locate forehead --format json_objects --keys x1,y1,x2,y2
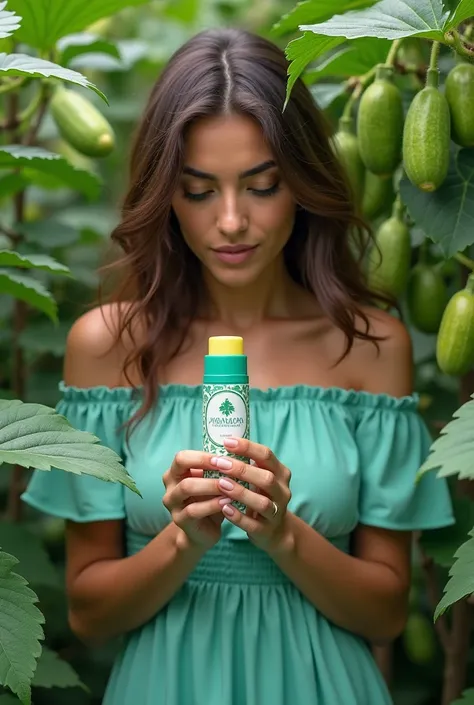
[{"x1": 182, "y1": 114, "x2": 274, "y2": 176}]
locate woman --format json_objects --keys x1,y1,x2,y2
[{"x1": 22, "y1": 27, "x2": 454, "y2": 705}]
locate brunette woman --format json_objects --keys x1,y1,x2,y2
[{"x1": 22, "y1": 27, "x2": 453, "y2": 705}]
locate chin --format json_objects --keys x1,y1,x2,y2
[{"x1": 209, "y1": 265, "x2": 262, "y2": 289}]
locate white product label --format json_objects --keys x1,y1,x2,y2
[{"x1": 205, "y1": 390, "x2": 248, "y2": 447}]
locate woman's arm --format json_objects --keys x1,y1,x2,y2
[
  {"x1": 268, "y1": 517, "x2": 411, "y2": 642},
  {"x1": 66, "y1": 520, "x2": 206, "y2": 646}
]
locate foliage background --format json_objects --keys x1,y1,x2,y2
[{"x1": 1, "y1": 0, "x2": 473, "y2": 704}]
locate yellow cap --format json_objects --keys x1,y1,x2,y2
[{"x1": 208, "y1": 336, "x2": 244, "y2": 355}]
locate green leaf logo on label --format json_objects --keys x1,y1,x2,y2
[{"x1": 219, "y1": 398, "x2": 235, "y2": 417}]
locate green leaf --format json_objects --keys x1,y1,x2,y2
[
  {"x1": 0, "y1": 251, "x2": 70, "y2": 276},
  {"x1": 273, "y1": 0, "x2": 377, "y2": 36},
  {"x1": 0, "y1": 524, "x2": 59, "y2": 588},
  {"x1": 164, "y1": 0, "x2": 200, "y2": 24},
  {"x1": 0, "y1": 173, "x2": 28, "y2": 201},
  {"x1": 304, "y1": 37, "x2": 390, "y2": 83},
  {"x1": 0, "y1": 399, "x2": 141, "y2": 495},
  {"x1": 17, "y1": 220, "x2": 82, "y2": 249},
  {"x1": 0, "y1": 146, "x2": 101, "y2": 201},
  {"x1": 7, "y1": 0, "x2": 151, "y2": 50},
  {"x1": 0, "y1": 54, "x2": 106, "y2": 101},
  {"x1": 0, "y1": 1, "x2": 21, "y2": 40},
  {"x1": 18, "y1": 321, "x2": 69, "y2": 356},
  {"x1": 452, "y1": 690, "x2": 474, "y2": 705},
  {"x1": 310, "y1": 82, "x2": 347, "y2": 109},
  {"x1": 0, "y1": 549, "x2": 44, "y2": 705},
  {"x1": 447, "y1": 0, "x2": 474, "y2": 29},
  {"x1": 434, "y1": 526, "x2": 474, "y2": 619},
  {"x1": 0, "y1": 270, "x2": 57, "y2": 322},
  {"x1": 419, "y1": 494, "x2": 474, "y2": 568},
  {"x1": 300, "y1": 0, "x2": 450, "y2": 41},
  {"x1": 399, "y1": 148, "x2": 474, "y2": 258},
  {"x1": 285, "y1": 32, "x2": 344, "y2": 105},
  {"x1": 57, "y1": 32, "x2": 120, "y2": 66},
  {"x1": 32, "y1": 646, "x2": 87, "y2": 691},
  {"x1": 418, "y1": 394, "x2": 474, "y2": 482}
]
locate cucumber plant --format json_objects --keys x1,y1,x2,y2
[{"x1": 281, "y1": 1, "x2": 474, "y2": 703}]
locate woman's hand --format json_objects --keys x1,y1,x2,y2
[
  {"x1": 210, "y1": 437, "x2": 293, "y2": 553},
  {"x1": 162, "y1": 451, "x2": 233, "y2": 550}
]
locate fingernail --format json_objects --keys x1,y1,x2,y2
[
  {"x1": 210, "y1": 457, "x2": 233, "y2": 470},
  {"x1": 219, "y1": 497, "x2": 232, "y2": 506},
  {"x1": 218, "y1": 478, "x2": 234, "y2": 491},
  {"x1": 223, "y1": 437, "x2": 239, "y2": 449},
  {"x1": 222, "y1": 503, "x2": 235, "y2": 517}
]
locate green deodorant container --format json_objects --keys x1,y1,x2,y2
[{"x1": 203, "y1": 336, "x2": 250, "y2": 512}]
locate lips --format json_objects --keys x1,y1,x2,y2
[{"x1": 211, "y1": 244, "x2": 259, "y2": 265}]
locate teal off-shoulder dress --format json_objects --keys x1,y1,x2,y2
[{"x1": 22, "y1": 382, "x2": 454, "y2": 705}]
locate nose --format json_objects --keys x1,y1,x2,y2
[{"x1": 216, "y1": 193, "x2": 248, "y2": 238}]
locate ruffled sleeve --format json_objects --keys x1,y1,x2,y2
[
  {"x1": 21, "y1": 383, "x2": 135, "y2": 523},
  {"x1": 355, "y1": 394, "x2": 454, "y2": 530}
]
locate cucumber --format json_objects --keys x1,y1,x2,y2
[
  {"x1": 407, "y1": 263, "x2": 447, "y2": 334},
  {"x1": 403, "y1": 612, "x2": 436, "y2": 666},
  {"x1": 361, "y1": 170, "x2": 395, "y2": 221},
  {"x1": 367, "y1": 201, "x2": 411, "y2": 299},
  {"x1": 402, "y1": 69, "x2": 450, "y2": 192},
  {"x1": 445, "y1": 62, "x2": 474, "y2": 147},
  {"x1": 436, "y1": 274, "x2": 474, "y2": 376},
  {"x1": 50, "y1": 86, "x2": 115, "y2": 158},
  {"x1": 357, "y1": 64, "x2": 404, "y2": 177},
  {"x1": 333, "y1": 116, "x2": 365, "y2": 205}
]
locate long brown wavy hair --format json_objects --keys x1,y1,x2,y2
[{"x1": 100, "y1": 27, "x2": 392, "y2": 433}]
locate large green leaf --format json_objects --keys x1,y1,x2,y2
[
  {"x1": 0, "y1": 146, "x2": 101, "y2": 200},
  {"x1": 447, "y1": 0, "x2": 474, "y2": 28},
  {"x1": 0, "y1": 270, "x2": 57, "y2": 322},
  {"x1": 0, "y1": 549, "x2": 44, "y2": 705},
  {"x1": 434, "y1": 527, "x2": 474, "y2": 619},
  {"x1": 285, "y1": 32, "x2": 344, "y2": 104},
  {"x1": 57, "y1": 32, "x2": 120, "y2": 67},
  {"x1": 273, "y1": 0, "x2": 377, "y2": 36},
  {"x1": 300, "y1": 0, "x2": 450, "y2": 41},
  {"x1": 0, "y1": 399, "x2": 140, "y2": 495},
  {"x1": 0, "y1": 1, "x2": 21, "y2": 39},
  {"x1": 32, "y1": 646, "x2": 87, "y2": 691},
  {"x1": 305, "y1": 37, "x2": 390, "y2": 83},
  {"x1": 0, "y1": 524, "x2": 59, "y2": 588},
  {"x1": 0, "y1": 251, "x2": 70, "y2": 276},
  {"x1": 399, "y1": 148, "x2": 474, "y2": 258},
  {"x1": 0, "y1": 54, "x2": 106, "y2": 101},
  {"x1": 418, "y1": 394, "x2": 474, "y2": 482},
  {"x1": 452, "y1": 690, "x2": 474, "y2": 705},
  {"x1": 7, "y1": 0, "x2": 151, "y2": 50}
]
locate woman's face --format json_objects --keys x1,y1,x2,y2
[{"x1": 171, "y1": 113, "x2": 296, "y2": 289}]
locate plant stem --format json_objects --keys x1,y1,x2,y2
[
  {"x1": 454, "y1": 252, "x2": 474, "y2": 271},
  {"x1": 430, "y1": 41, "x2": 441, "y2": 71},
  {"x1": 342, "y1": 65, "x2": 377, "y2": 119},
  {"x1": 446, "y1": 29, "x2": 474, "y2": 61},
  {"x1": 385, "y1": 39, "x2": 402, "y2": 67},
  {"x1": 0, "y1": 77, "x2": 27, "y2": 95}
]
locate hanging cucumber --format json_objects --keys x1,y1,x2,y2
[
  {"x1": 436, "y1": 274, "x2": 474, "y2": 376},
  {"x1": 402, "y1": 68, "x2": 450, "y2": 192},
  {"x1": 407, "y1": 263, "x2": 448, "y2": 334},
  {"x1": 50, "y1": 86, "x2": 115, "y2": 158},
  {"x1": 333, "y1": 116, "x2": 365, "y2": 206},
  {"x1": 367, "y1": 200, "x2": 411, "y2": 299},
  {"x1": 357, "y1": 64, "x2": 404, "y2": 177},
  {"x1": 445, "y1": 62, "x2": 474, "y2": 147},
  {"x1": 362, "y1": 170, "x2": 395, "y2": 221}
]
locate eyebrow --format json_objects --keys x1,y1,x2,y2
[{"x1": 182, "y1": 159, "x2": 277, "y2": 181}]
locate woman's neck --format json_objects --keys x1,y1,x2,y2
[{"x1": 200, "y1": 257, "x2": 305, "y2": 329}]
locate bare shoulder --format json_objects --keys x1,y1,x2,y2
[
  {"x1": 64, "y1": 303, "x2": 133, "y2": 388},
  {"x1": 351, "y1": 307, "x2": 413, "y2": 397}
]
